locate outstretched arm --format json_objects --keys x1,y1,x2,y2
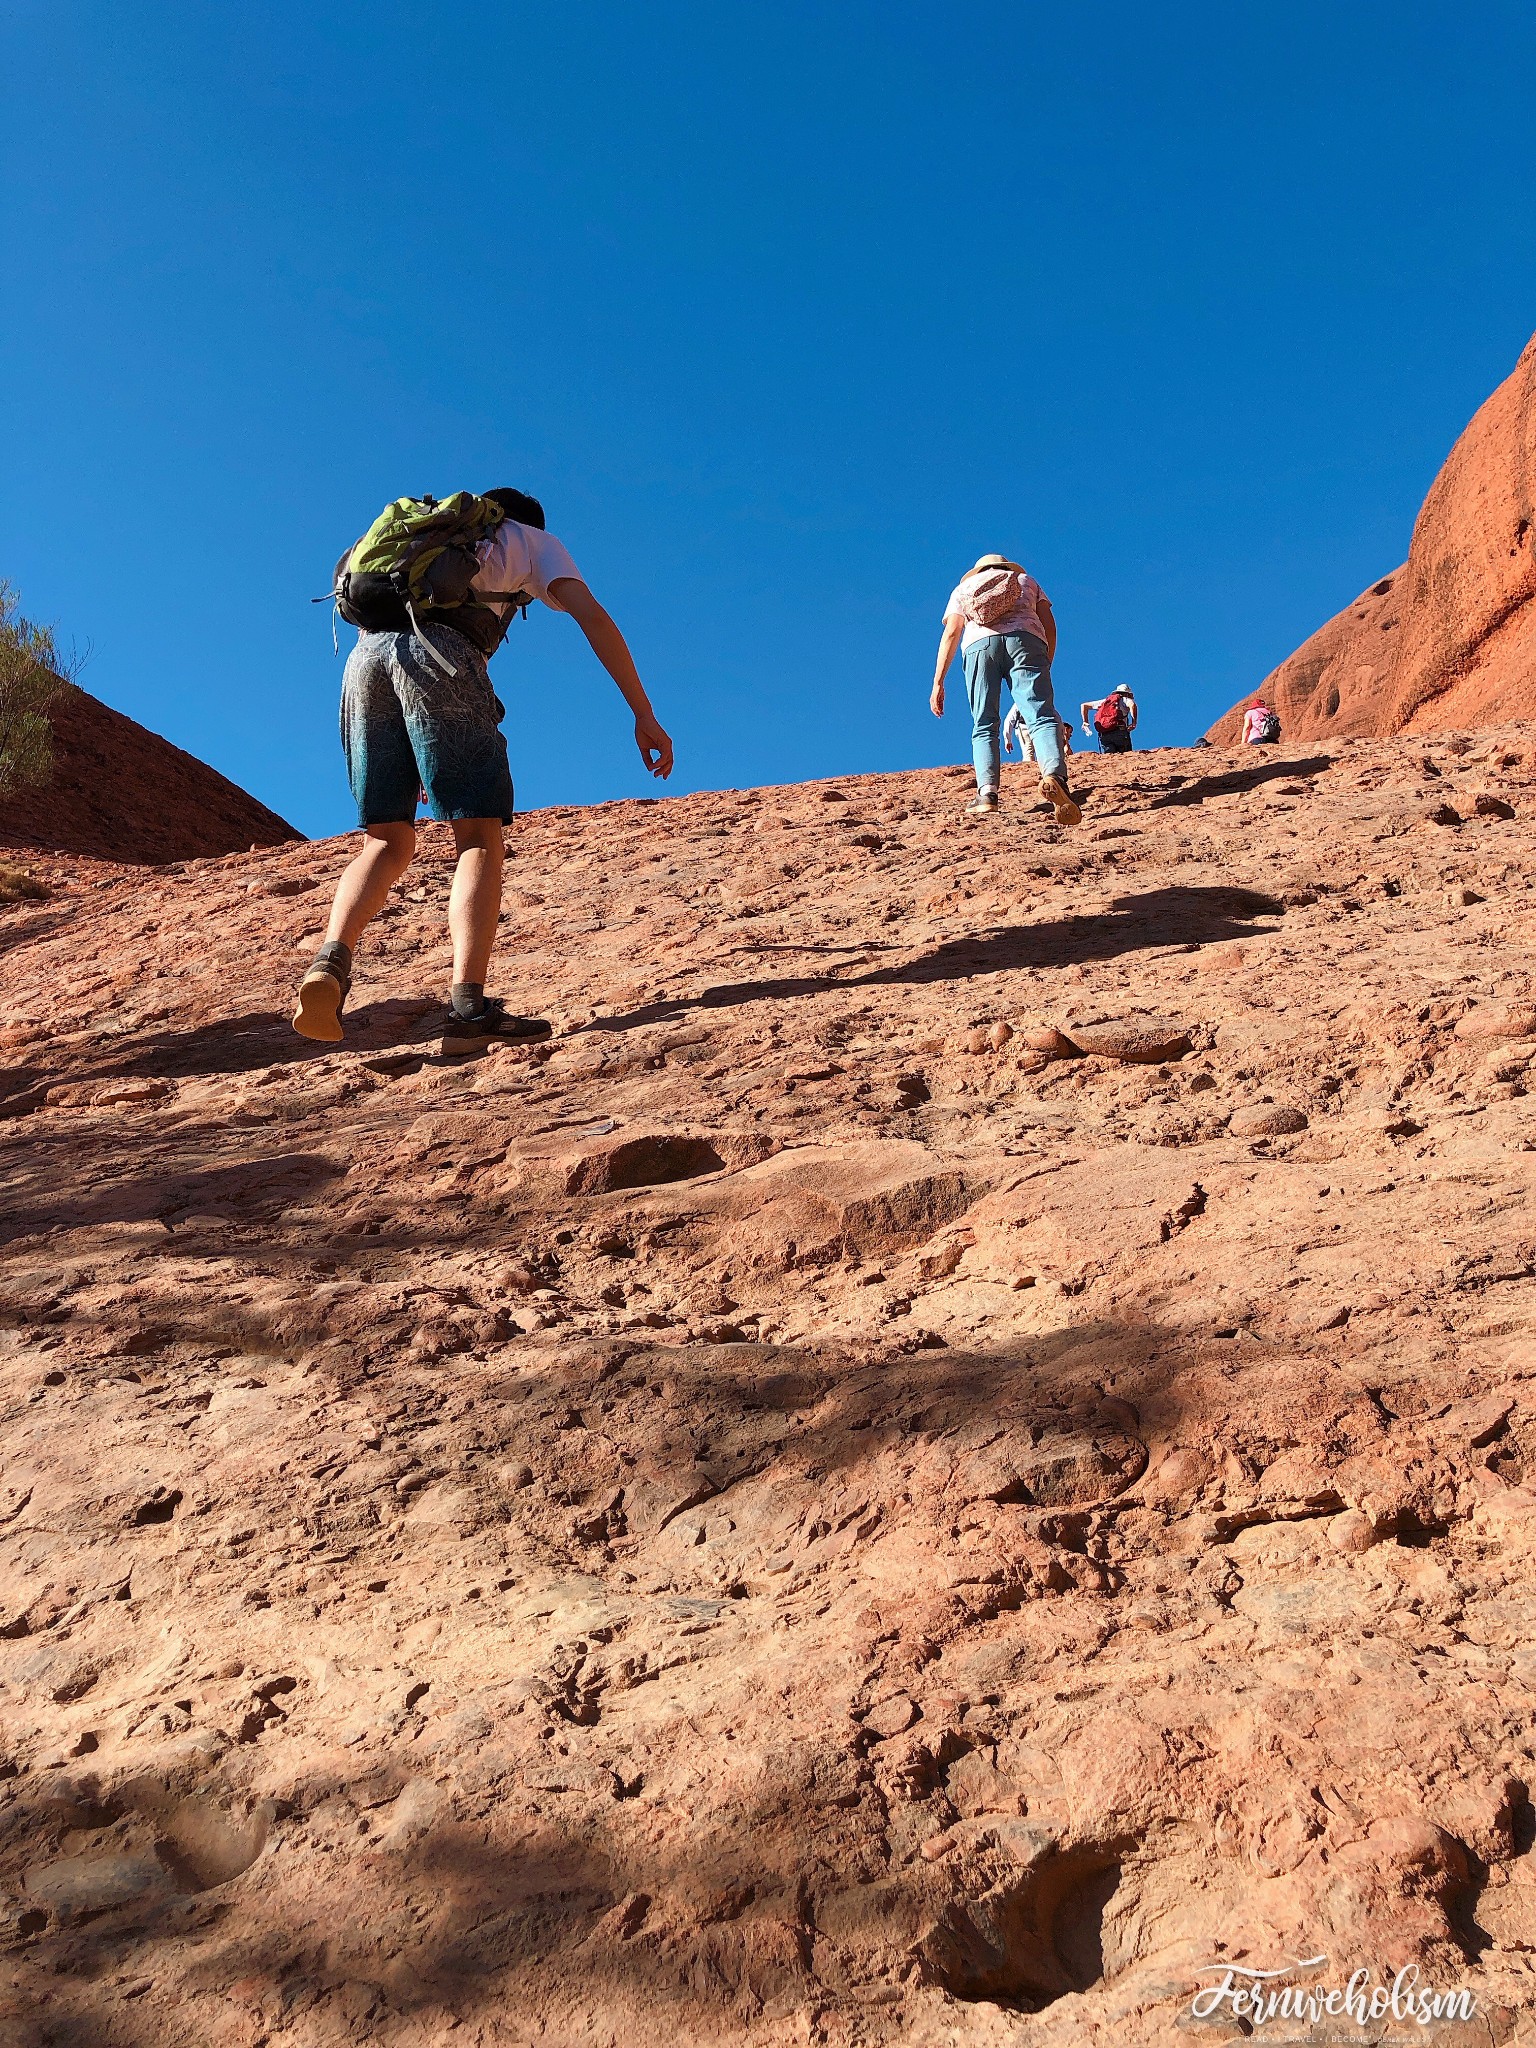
[
  {"x1": 550, "y1": 578, "x2": 673, "y2": 779},
  {"x1": 1080, "y1": 699, "x2": 1098, "y2": 735},
  {"x1": 931, "y1": 615, "x2": 963, "y2": 717}
]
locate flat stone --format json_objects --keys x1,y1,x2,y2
[
  {"x1": 1229, "y1": 1104, "x2": 1309, "y2": 1137},
  {"x1": 1456, "y1": 1004, "x2": 1536, "y2": 1041},
  {"x1": 247, "y1": 874, "x2": 316, "y2": 897},
  {"x1": 1061, "y1": 1017, "x2": 1192, "y2": 1063},
  {"x1": 94, "y1": 1078, "x2": 172, "y2": 1108},
  {"x1": 23, "y1": 1854, "x2": 172, "y2": 1916},
  {"x1": 950, "y1": 1425, "x2": 1146, "y2": 1507},
  {"x1": 863, "y1": 1693, "x2": 918, "y2": 1738}
]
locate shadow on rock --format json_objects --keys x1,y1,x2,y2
[
  {"x1": 0, "y1": 1142, "x2": 347, "y2": 1238},
  {"x1": 628, "y1": 886, "x2": 1285, "y2": 1017},
  {"x1": 1144, "y1": 752, "x2": 1335, "y2": 808}
]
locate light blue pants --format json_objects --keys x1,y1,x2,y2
[{"x1": 962, "y1": 631, "x2": 1067, "y2": 792}]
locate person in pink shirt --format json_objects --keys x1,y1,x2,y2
[
  {"x1": 931, "y1": 554, "x2": 1080, "y2": 823},
  {"x1": 1243, "y1": 698, "x2": 1281, "y2": 745}
]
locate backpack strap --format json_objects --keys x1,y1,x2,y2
[{"x1": 405, "y1": 597, "x2": 459, "y2": 674}]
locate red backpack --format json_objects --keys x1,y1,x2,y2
[{"x1": 1094, "y1": 693, "x2": 1128, "y2": 733}]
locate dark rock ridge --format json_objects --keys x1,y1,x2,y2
[{"x1": 0, "y1": 684, "x2": 299, "y2": 864}]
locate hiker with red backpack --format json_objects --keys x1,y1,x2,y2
[
  {"x1": 294, "y1": 488, "x2": 672, "y2": 1056},
  {"x1": 930, "y1": 554, "x2": 1081, "y2": 823},
  {"x1": 1081, "y1": 684, "x2": 1137, "y2": 753}
]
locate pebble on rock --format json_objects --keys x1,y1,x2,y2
[
  {"x1": 1329, "y1": 1509, "x2": 1381, "y2": 1554},
  {"x1": 1020, "y1": 1025, "x2": 1076, "y2": 1055}
]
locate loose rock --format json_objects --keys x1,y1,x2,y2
[
  {"x1": 1062, "y1": 1016, "x2": 1192, "y2": 1063},
  {"x1": 1228, "y1": 1104, "x2": 1309, "y2": 1137}
]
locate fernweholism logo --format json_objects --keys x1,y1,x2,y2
[{"x1": 1190, "y1": 1956, "x2": 1478, "y2": 2029}]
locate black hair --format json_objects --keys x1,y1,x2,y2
[{"x1": 484, "y1": 488, "x2": 545, "y2": 530}]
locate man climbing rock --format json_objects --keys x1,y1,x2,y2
[
  {"x1": 931, "y1": 554, "x2": 1081, "y2": 823},
  {"x1": 294, "y1": 488, "x2": 672, "y2": 1055},
  {"x1": 1081, "y1": 683, "x2": 1138, "y2": 752}
]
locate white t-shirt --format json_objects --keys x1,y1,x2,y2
[
  {"x1": 472, "y1": 520, "x2": 583, "y2": 617},
  {"x1": 944, "y1": 569, "x2": 1048, "y2": 652}
]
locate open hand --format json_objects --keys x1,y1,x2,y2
[
  {"x1": 930, "y1": 683, "x2": 945, "y2": 718},
  {"x1": 635, "y1": 712, "x2": 674, "y2": 779}
]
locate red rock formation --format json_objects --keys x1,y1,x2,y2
[
  {"x1": 1211, "y1": 331, "x2": 1536, "y2": 742},
  {"x1": 0, "y1": 684, "x2": 299, "y2": 864},
  {"x1": 2, "y1": 739, "x2": 1535, "y2": 2040}
]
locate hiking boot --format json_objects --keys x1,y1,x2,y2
[
  {"x1": 963, "y1": 788, "x2": 999, "y2": 817},
  {"x1": 440, "y1": 997, "x2": 554, "y2": 1059},
  {"x1": 292, "y1": 941, "x2": 351, "y2": 1044},
  {"x1": 1039, "y1": 776, "x2": 1082, "y2": 827}
]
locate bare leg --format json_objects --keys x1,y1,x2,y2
[
  {"x1": 294, "y1": 822, "x2": 415, "y2": 1044},
  {"x1": 448, "y1": 818, "x2": 505, "y2": 987},
  {"x1": 325, "y1": 822, "x2": 416, "y2": 949}
]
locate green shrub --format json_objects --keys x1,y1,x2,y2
[
  {"x1": 0, "y1": 581, "x2": 79, "y2": 798},
  {"x1": 0, "y1": 864, "x2": 49, "y2": 903}
]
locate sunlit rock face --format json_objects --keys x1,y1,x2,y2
[
  {"x1": 1210, "y1": 331, "x2": 1536, "y2": 744},
  {"x1": 3, "y1": 739, "x2": 1535, "y2": 2042}
]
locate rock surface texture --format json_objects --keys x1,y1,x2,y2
[
  {"x1": 1209, "y1": 331, "x2": 1536, "y2": 744},
  {"x1": 0, "y1": 685, "x2": 300, "y2": 864},
  {"x1": 2, "y1": 736, "x2": 1536, "y2": 2044}
]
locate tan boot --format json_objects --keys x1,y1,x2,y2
[
  {"x1": 292, "y1": 942, "x2": 351, "y2": 1044},
  {"x1": 1039, "y1": 776, "x2": 1081, "y2": 827}
]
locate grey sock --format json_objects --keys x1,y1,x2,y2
[
  {"x1": 314, "y1": 940, "x2": 352, "y2": 978},
  {"x1": 451, "y1": 982, "x2": 486, "y2": 1019}
]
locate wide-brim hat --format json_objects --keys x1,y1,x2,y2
[{"x1": 972, "y1": 554, "x2": 1014, "y2": 573}]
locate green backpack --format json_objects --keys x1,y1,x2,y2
[{"x1": 320, "y1": 492, "x2": 532, "y2": 672}]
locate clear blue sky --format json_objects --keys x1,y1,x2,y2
[{"x1": 4, "y1": 3, "x2": 1534, "y2": 837}]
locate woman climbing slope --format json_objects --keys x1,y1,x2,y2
[{"x1": 930, "y1": 554, "x2": 1081, "y2": 824}]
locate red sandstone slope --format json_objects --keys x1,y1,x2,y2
[
  {"x1": 1210, "y1": 331, "x2": 1536, "y2": 743},
  {"x1": 0, "y1": 684, "x2": 300, "y2": 864},
  {"x1": 2, "y1": 740, "x2": 1536, "y2": 2043}
]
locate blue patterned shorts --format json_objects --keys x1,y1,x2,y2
[{"x1": 340, "y1": 626, "x2": 515, "y2": 826}]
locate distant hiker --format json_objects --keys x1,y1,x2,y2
[
  {"x1": 931, "y1": 555, "x2": 1081, "y2": 823},
  {"x1": 1002, "y1": 702, "x2": 1072, "y2": 766},
  {"x1": 1081, "y1": 684, "x2": 1137, "y2": 753},
  {"x1": 1243, "y1": 697, "x2": 1281, "y2": 745},
  {"x1": 296, "y1": 488, "x2": 672, "y2": 1055}
]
